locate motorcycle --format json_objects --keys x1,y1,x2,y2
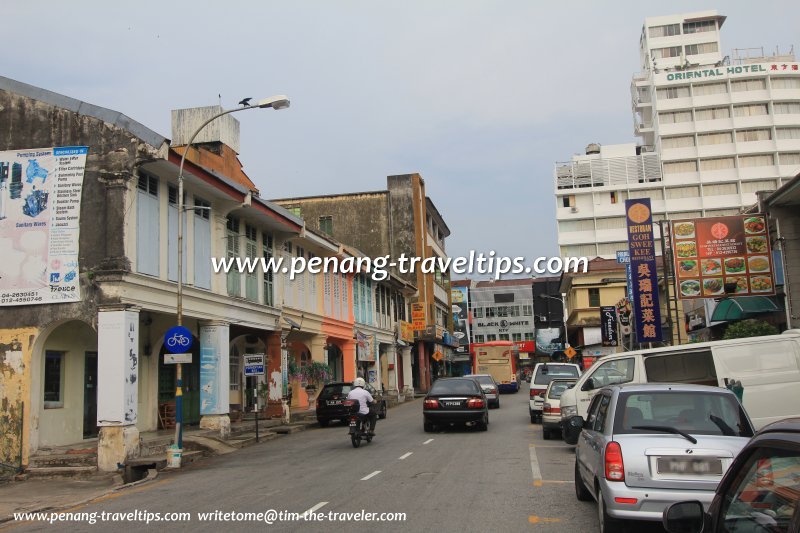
[{"x1": 342, "y1": 399, "x2": 373, "y2": 448}]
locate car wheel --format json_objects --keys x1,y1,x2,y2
[
  {"x1": 424, "y1": 420, "x2": 435, "y2": 433},
  {"x1": 543, "y1": 428, "x2": 551, "y2": 440},
  {"x1": 597, "y1": 488, "x2": 621, "y2": 533},
  {"x1": 495, "y1": 400, "x2": 500, "y2": 409},
  {"x1": 574, "y1": 459, "x2": 592, "y2": 502},
  {"x1": 477, "y1": 413, "x2": 489, "y2": 431},
  {"x1": 530, "y1": 413, "x2": 536, "y2": 424},
  {"x1": 318, "y1": 419, "x2": 329, "y2": 428},
  {"x1": 378, "y1": 403, "x2": 387, "y2": 419}
]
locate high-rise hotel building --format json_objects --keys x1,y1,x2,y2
[{"x1": 555, "y1": 10, "x2": 800, "y2": 259}]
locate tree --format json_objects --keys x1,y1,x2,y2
[{"x1": 722, "y1": 319, "x2": 778, "y2": 340}]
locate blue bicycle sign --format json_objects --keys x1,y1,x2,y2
[{"x1": 164, "y1": 326, "x2": 193, "y2": 353}]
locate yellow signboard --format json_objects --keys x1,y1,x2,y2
[
  {"x1": 412, "y1": 303, "x2": 427, "y2": 331},
  {"x1": 399, "y1": 321, "x2": 415, "y2": 343},
  {"x1": 432, "y1": 350, "x2": 444, "y2": 362}
]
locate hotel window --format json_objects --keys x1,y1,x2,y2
[
  {"x1": 683, "y1": 20, "x2": 716, "y2": 33},
  {"x1": 731, "y1": 79, "x2": 767, "y2": 92},
  {"x1": 695, "y1": 106, "x2": 730, "y2": 120},
  {"x1": 474, "y1": 335, "x2": 485, "y2": 344},
  {"x1": 659, "y1": 110, "x2": 693, "y2": 124},
  {"x1": 697, "y1": 131, "x2": 733, "y2": 145},
  {"x1": 648, "y1": 24, "x2": 680, "y2": 38},
  {"x1": 771, "y1": 78, "x2": 800, "y2": 90},
  {"x1": 561, "y1": 195, "x2": 576, "y2": 208},
  {"x1": 693, "y1": 82, "x2": 727, "y2": 96},
  {"x1": 703, "y1": 183, "x2": 738, "y2": 196},
  {"x1": 595, "y1": 217, "x2": 626, "y2": 230},
  {"x1": 685, "y1": 42, "x2": 718, "y2": 55},
  {"x1": 740, "y1": 179, "x2": 777, "y2": 192},
  {"x1": 739, "y1": 155, "x2": 775, "y2": 168},
  {"x1": 627, "y1": 188, "x2": 664, "y2": 200},
  {"x1": 558, "y1": 219, "x2": 594, "y2": 232},
  {"x1": 776, "y1": 128, "x2": 800, "y2": 140},
  {"x1": 661, "y1": 135, "x2": 695, "y2": 149},
  {"x1": 699, "y1": 157, "x2": 735, "y2": 171},
  {"x1": 736, "y1": 129, "x2": 771, "y2": 142},
  {"x1": 318, "y1": 216, "x2": 333, "y2": 236},
  {"x1": 657, "y1": 86, "x2": 690, "y2": 99},
  {"x1": 652, "y1": 46, "x2": 682, "y2": 59},
  {"x1": 597, "y1": 242, "x2": 629, "y2": 256},
  {"x1": 486, "y1": 334, "x2": 497, "y2": 342},
  {"x1": 44, "y1": 351, "x2": 64, "y2": 408},
  {"x1": 663, "y1": 160, "x2": 698, "y2": 174},
  {"x1": 562, "y1": 244, "x2": 597, "y2": 257},
  {"x1": 734, "y1": 104, "x2": 769, "y2": 117},
  {"x1": 588, "y1": 288, "x2": 601, "y2": 308},
  {"x1": 778, "y1": 152, "x2": 800, "y2": 165},
  {"x1": 774, "y1": 102, "x2": 800, "y2": 115},
  {"x1": 666, "y1": 186, "x2": 700, "y2": 199}
]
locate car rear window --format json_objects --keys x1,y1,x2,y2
[
  {"x1": 534, "y1": 365, "x2": 579, "y2": 385},
  {"x1": 319, "y1": 385, "x2": 352, "y2": 399},
  {"x1": 614, "y1": 391, "x2": 754, "y2": 437},
  {"x1": 470, "y1": 375, "x2": 494, "y2": 385},
  {"x1": 430, "y1": 379, "x2": 480, "y2": 395},
  {"x1": 547, "y1": 381, "x2": 575, "y2": 399}
]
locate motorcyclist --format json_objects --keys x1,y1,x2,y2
[{"x1": 346, "y1": 377, "x2": 377, "y2": 436}]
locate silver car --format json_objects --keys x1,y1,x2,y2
[
  {"x1": 468, "y1": 374, "x2": 500, "y2": 409},
  {"x1": 569, "y1": 383, "x2": 754, "y2": 533}
]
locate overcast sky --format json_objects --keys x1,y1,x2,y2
[{"x1": 4, "y1": 1, "x2": 799, "y2": 276}]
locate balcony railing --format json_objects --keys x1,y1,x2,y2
[{"x1": 555, "y1": 153, "x2": 662, "y2": 190}]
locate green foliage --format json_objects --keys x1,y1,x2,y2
[
  {"x1": 302, "y1": 361, "x2": 332, "y2": 385},
  {"x1": 287, "y1": 357, "x2": 303, "y2": 381},
  {"x1": 722, "y1": 319, "x2": 778, "y2": 340}
]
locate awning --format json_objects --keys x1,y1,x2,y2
[{"x1": 710, "y1": 297, "x2": 780, "y2": 322}]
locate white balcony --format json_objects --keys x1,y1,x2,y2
[
  {"x1": 732, "y1": 115, "x2": 773, "y2": 130},
  {"x1": 658, "y1": 122, "x2": 697, "y2": 137},
  {"x1": 656, "y1": 97, "x2": 693, "y2": 111},
  {"x1": 662, "y1": 146, "x2": 698, "y2": 160},
  {"x1": 730, "y1": 90, "x2": 770, "y2": 104}
]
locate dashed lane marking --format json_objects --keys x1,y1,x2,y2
[
  {"x1": 529, "y1": 444, "x2": 542, "y2": 484},
  {"x1": 361, "y1": 470, "x2": 382, "y2": 481},
  {"x1": 304, "y1": 502, "x2": 328, "y2": 515},
  {"x1": 423, "y1": 438, "x2": 434, "y2": 445},
  {"x1": 528, "y1": 516, "x2": 562, "y2": 524},
  {"x1": 399, "y1": 452, "x2": 413, "y2": 460}
]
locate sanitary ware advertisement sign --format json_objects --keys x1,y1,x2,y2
[{"x1": 0, "y1": 146, "x2": 87, "y2": 306}]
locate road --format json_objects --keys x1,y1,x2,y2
[{"x1": 10, "y1": 382, "x2": 637, "y2": 532}]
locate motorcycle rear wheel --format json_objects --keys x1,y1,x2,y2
[{"x1": 351, "y1": 435, "x2": 361, "y2": 448}]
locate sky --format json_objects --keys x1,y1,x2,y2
[{"x1": 3, "y1": 1, "x2": 799, "y2": 277}]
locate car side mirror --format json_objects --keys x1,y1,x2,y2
[
  {"x1": 562, "y1": 415, "x2": 585, "y2": 445},
  {"x1": 581, "y1": 378, "x2": 595, "y2": 391},
  {"x1": 662, "y1": 501, "x2": 704, "y2": 533}
]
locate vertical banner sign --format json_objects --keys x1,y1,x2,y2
[
  {"x1": 0, "y1": 147, "x2": 88, "y2": 306},
  {"x1": 600, "y1": 306, "x2": 618, "y2": 346},
  {"x1": 625, "y1": 199, "x2": 663, "y2": 343},
  {"x1": 411, "y1": 303, "x2": 427, "y2": 332},
  {"x1": 450, "y1": 286, "x2": 470, "y2": 353}
]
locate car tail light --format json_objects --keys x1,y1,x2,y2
[
  {"x1": 423, "y1": 398, "x2": 439, "y2": 409},
  {"x1": 543, "y1": 403, "x2": 561, "y2": 415},
  {"x1": 614, "y1": 497, "x2": 637, "y2": 505},
  {"x1": 342, "y1": 399, "x2": 355, "y2": 407},
  {"x1": 316, "y1": 398, "x2": 322, "y2": 408},
  {"x1": 466, "y1": 398, "x2": 485, "y2": 409},
  {"x1": 542, "y1": 402, "x2": 551, "y2": 413},
  {"x1": 530, "y1": 387, "x2": 545, "y2": 398},
  {"x1": 605, "y1": 441, "x2": 625, "y2": 482}
]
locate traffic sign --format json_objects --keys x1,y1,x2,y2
[
  {"x1": 564, "y1": 346, "x2": 577, "y2": 359},
  {"x1": 164, "y1": 353, "x2": 192, "y2": 364},
  {"x1": 165, "y1": 326, "x2": 193, "y2": 353},
  {"x1": 244, "y1": 354, "x2": 265, "y2": 376}
]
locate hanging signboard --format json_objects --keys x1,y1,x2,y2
[
  {"x1": 600, "y1": 306, "x2": 618, "y2": 347},
  {"x1": 411, "y1": 303, "x2": 427, "y2": 331},
  {"x1": 671, "y1": 215, "x2": 775, "y2": 299},
  {"x1": 625, "y1": 199, "x2": 663, "y2": 343}
]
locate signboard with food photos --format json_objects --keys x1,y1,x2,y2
[{"x1": 672, "y1": 214, "x2": 775, "y2": 299}]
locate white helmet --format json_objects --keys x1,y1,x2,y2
[{"x1": 353, "y1": 377, "x2": 366, "y2": 388}]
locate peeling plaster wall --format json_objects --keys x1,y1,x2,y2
[{"x1": 0, "y1": 328, "x2": 36, "y2": 469}]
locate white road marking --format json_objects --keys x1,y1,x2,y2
[
  {"x1": 398, "y1": 452, "x2": 413, "y2": 460},
  {"x1": 423, "y1": 438, "x2": 434, "y2": 445},
  {"x1": 529, "y1": 444, "x2": 543, "y2": 482},
  {"x1": 361, "y1": 470, "x2": 382, "y2": 481},
  {"x1": 304, "y1": 501, "x2": 328, "y2": 515}
]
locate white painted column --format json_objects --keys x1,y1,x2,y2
[
  {"x1": 385, "y1": 344, "x2": 398, "y2": 392},
  {"x1": 199, "y1": 321, "x2": 231, "y2": 438},
  {"x1": 97, "y1": 306, "x2": 140, "y2": 471},
  {"x1": 401, "y1": 346, "x2": 413, "y2": 397}
]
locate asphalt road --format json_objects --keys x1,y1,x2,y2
[{"x1": 10, "y1": 382, "x2": 629, "y2": 532}]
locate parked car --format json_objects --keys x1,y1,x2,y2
[
  {"x1": 423, "y1": 377, "x2": 489, "y2": 432},
  {"x1": 529, "y1": 362, "x2": 581, "y2": 423},
  {"x1": 559, "y1": 330, "x2": 800, "y2": 432},
  {"x1": 663, "y1": 417, "x2": 800, "y2": 533},
  {"x1": 315, "y1": 381, "x2": 387, "y2": 427},
  {"x1": 468, "y1": 374, "x2": 501, "y2": 408},
  {"x1": 542, "y1": 379, "x2": 577, "y2": 440},
  {"x1": 570, "y1": 383, "x2": 754, "y2": 533}
]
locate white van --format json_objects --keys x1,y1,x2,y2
[{"x1": 559, "y1": 330, "x2": 800, "y2": 433}]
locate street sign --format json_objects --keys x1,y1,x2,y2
[
  {"x1": 164, "y1": 353, "x2": 192, "y2": 364},
  {"x1": 244, "y1": 354, "x2": 265, "y2": 376},
  {"x1": 616, "y1": 250, "x2": 630, "y2": 264},
  {"x1": 165, "y1": 325, "x2": 193, "y2": 353},
  {"x1": 564, "y1": 346, "x2": 577, "y2": 359}
]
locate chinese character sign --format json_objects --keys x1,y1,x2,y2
[
  {"x1": 672, "y1": 215, "x2": 775, "y2": 299},
  {"x1": 625, "y1": 199, "x2": 662, "y2": 343}
]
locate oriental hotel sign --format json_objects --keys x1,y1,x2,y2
[{"x1": 661, "y1": 63, "x2": 798, "y2": 83}]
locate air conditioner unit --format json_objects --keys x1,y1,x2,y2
[{"x1": 570, "y1": 206, "x2": 579, "y2": 213}]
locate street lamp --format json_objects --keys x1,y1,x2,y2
[
  {"x1": 174, "y1": 95, "x2": 290, "y2": 452},
  {"x1": 539, "y1": 294, "x2": 570, "y2": 351}
]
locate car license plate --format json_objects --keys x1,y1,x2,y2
[
  {"x1": 657, "y1": 457, "x2": 722, "y2": 475},
  {"x1": 326, "y1": 400, "x2": 342, "y2": 406},
  {"x1": 443, "y1": 401, "x2": 461, "y2": 407}
]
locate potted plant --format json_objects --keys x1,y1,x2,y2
[{"x1": 302, "y1": 361, "x2": 332, "y2": 397}]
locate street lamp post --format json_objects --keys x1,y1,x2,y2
[{"x1": 174, "y1": 95, "x2": 289, "y2": 451}]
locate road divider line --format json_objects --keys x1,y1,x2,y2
[
  {"x1": 304, "y1": 502, "x2": 328, "y2": 515},
  {"x1": 529, "y1": 444, "x2": 543, "y2": 484},
  {"x1": 399, "y1": 452, "x2": 413, "y2": 460},
  {"x1": 423, "y1": 438, "x2": 434, "y2": 445},
  {"x1": 361, "y1": 470, "x2": 382, "y2": 481}
]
